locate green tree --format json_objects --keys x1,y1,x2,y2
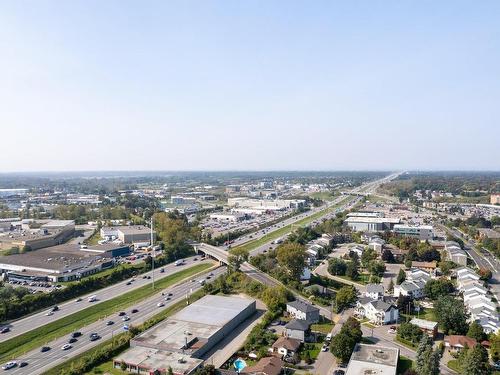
[
  {"x1": 335, "y1": 285, "x2": 358, "y2": 312},
  {"x1": 461, "y1": 344, "x2": 491, "y2": 375},
  {"x1": 276, "y1": 242, "x2": 306, "y2": 281},
  {"x1": 368, "y1": 260, "x2": 386, "y2": 278},
  {"x1": 467, "y1": 322, "x2": 487, "y2": 342},
  {"x1": 415, "y1": 335, "x2": 440, "y2": 375},
  {"x1": 328, "y1": 258, "x2": 347, "y2": 276},
  {"x1": 381, "y1": 249, "x2": 395, "y2": 263},
  {"x1": 120, "y1": 361, "x2": 127, "y2": 371},
  {"x1": 424, "y1": 279, "x2": 454, "y2": 300},
  {"x1": 490, "y1": 333, "x2": 500, "y2": 362},
  {"x1": 434, "y1": 296, "x2": 469, "y2": 335},
  {"x1": 397, "y1": 322, "x2": 423, "y2": 345},
  {"x1": 228, "y1": 247, "x2": 249, "y2": 272},
  {"x1": 361, "y1": 248, "x2": 377, "y2": 268},
  {"x1": 346, "y1": 261, "x2": 359, "y2": 280},
  {"x1": 330, "y1": 331, "x2": 356, "y2": 364},
  {"x1": 396, "y1": 269, "x2": 406, "y2": 285}
]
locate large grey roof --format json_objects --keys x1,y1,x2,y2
[
  {"x1": 370, "y1": 300, "x2": 395, "y2": 312},
  {"x1": 366, "y1": 283, "x2": 384, "y2": 294},
  {"x1": 287, "y1": 300, "x2": 319, "y2": 314},
  {"x1": 285, "y1": 319, "x2": 311, "y2": 331}
]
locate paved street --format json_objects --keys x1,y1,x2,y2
[
  {"x1": 0, "y1": 256, "x2": 207, "y2": 342},
  {"x1": 6, "y1": 267, "x2": 226, "y2": 375}
]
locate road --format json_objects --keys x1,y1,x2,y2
[
  {"x1": 0, "y1": 256, "x2": 205, "y2": 342},
  {"x1": 6, "y1": 267, "x2": 226, "y2": 375}
]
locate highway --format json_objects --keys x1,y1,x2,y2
[
  {"x1": 5, "y1": 266, "x2": 226, "y2": 375},
  {"x1": 0, "y1": 255, "x2": 204, "y2": 342}
]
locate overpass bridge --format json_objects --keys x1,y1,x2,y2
[{"x1": 194, "y1": 243, "x2": 230, "y2": 265}]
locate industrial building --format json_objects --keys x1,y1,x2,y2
[
  {"x1": 0, "y1": 243, "x2": 129, "y2": 282},
  {"x1": 114, "y1": 295, "x2": 256, "y2": 375},
  {"x1": 0, "y1": 220, "x2": 75, "y2": 250},
  {"x1": 393, "y1": 224, "x2": 433, "y2": 240},
  {"x1": 227, "y1": 197, "x2": 305, "y2": 214},
  {"x1": 346, "y1": 344, "x2": 399, "y2": 375},
  {"x1": 345, "y1": 216, "x2": 400, "y2": 232},
  {"x1": 100, "y1": 225, "x2": 156, "y2": 245}
]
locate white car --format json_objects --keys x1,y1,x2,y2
[
  {"x1": 157, "y1": 302, "x2": 164, "y2": 307},
  {"x1": 1, "y1": 362, "x2": 17, "y2": 370},
  {"x1": 45, "y1": 311, "x2": 53, "y2": 316},
  {"x1": 387, "y1": 327, "x2": 397, "y2": 334},
  {"x1": 61, "y1": 344, "x2": 72, "y2": 350},
  {"x1": 122, "y1": 316, "x2": 130, "y2": 321}
]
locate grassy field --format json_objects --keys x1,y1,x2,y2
[
  {"x1": 309, "y1": 191, "x2": 338, "y2": 201},
  {"x1": 311, "y1": 322, "x2": 334, "y2": 334},
  {"x1": 58, "y1": 262, "x2": 141, "y2": 286},
  {"x1": 86, "y1": 361, "x2": 125, "y2": 375},
  {"x1": 301, "y1": 342, "x2": 323, "y2": 361},
  {"x1": 401, "y1": 307, "x2": 437, "y2": 322},
  {"x1": 0, "y1": 263, "x2": 214, "y2": 363},
  {"x1": 232, "y1": 197, "x2": 351, "y2": 253},
  {"x1": 397, "y1": 356, "x2": 415, "y2": 374}
]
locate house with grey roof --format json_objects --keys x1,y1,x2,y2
[
  {"x1": 365, "y1": 283, "x2": 384, "y2": 300},
  {"x1": 355, "y1": 299, "x2": 399, "y2": 326},
  {"x1": 286, "y1": 300, "x2": 319, "y2": 323},
  {"x1": 284, "y1": 319, "x2": 311, "y2": 342}
]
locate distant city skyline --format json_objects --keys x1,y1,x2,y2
[{"x1": 1, "y1": 1, "x2": 499, "y2": 172}]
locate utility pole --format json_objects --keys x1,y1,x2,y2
[{"x1": 151, "y1": 216, "x2": 155, "y2": 290}]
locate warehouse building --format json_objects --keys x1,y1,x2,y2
[
  {"x1": 114, "y1": 295, "x2": 256, "y2": 375},
  {"x1": 345, "y1": 216, "x2": 400, "y2": 232},
  {"x1": 0, "y1": 243, "x2": 129, "y2": 282},
  {"x1": 0, "y1": 220, "x2": 75, "y2": 250},
  {"x1": 393, "y1": 224, "x2": 433, "y2": 240},
  {"x1": 100, "y1": 225, "x2": 156, "y2": 245}
]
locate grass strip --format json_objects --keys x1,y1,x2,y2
[
  {"x1": 0, "y1": 263, "x2": 213, "y2": 363},
  {"x1": 44, "y1": 288, "x2": 208, "y2": 375},
  {"x1": 233, "y1": 197, "x2": 351, "y2": 253}
]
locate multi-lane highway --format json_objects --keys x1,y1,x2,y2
[
  {"x1": 5, "y1": 266, "x2": 226, "y2": 375},
  {"x1": 0, "y1": 256, "x2": 206, "y2": 342}
]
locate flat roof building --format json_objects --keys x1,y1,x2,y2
[
  {"x1": 345, "y1": 217, "x2": 400, "y2": 232},
  {"x1": 346, "y1": 343, "x2": 399, "y2": 375},
  {"x1": 115, "y1": 295, "x2": 256, "y2": 375},
  {"x1": 393, "y1": 224, "x2": 433, "y2": 240},
  {"x1": 100, "y1": 225, "x2": 156, "y2": 245}
]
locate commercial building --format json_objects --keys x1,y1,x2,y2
[
  {"x1": 114, "y1": 295, "x2": 256, "y2": 375},
  {"x1": 0, "y1": 220, "x2": 75, "y2": 251},
  {"x1": 0, "y1": 243, "x2": 128, "y2": 282},
  {"x1": 345, "y1": 216, "x2": 400, "y2": 232},
  {"x1": 393, "y1": 224, "x2": 433, "y2": 240},
  {"x1": 346, "y1": 343, "x2": 399, "y2": 375},
  {"x1": 227, "y1": 197, "x2": 305, "y2": 213},
  {"x1": 100, "y1": 225, "x2": 156, "y2": 245}
]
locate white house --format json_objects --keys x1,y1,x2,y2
[
  {"x1": 356, "y1": 298, "x2": 399, "y2": 325},
  {"x1": 393, "y1": 279, "x2": 426, "y2": 299},
  {"x1": 286, "y1": 300, "x2": 320, "y2": 323},
  {"x1": 365, "y1": 284, "x2": 384, "y2": 300},
  {"x1": 350, "y1": 244, "x2": 365, "y2": 257}
]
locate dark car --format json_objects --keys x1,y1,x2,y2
[
  {"x1": 41, "y1": 346, "x2": 51, "y2": 352},
  {"x1": 52, "y1": 306, "x2": 59, "y2": 312},
  {"x1": 19, "y1": 362, "x2": 28, "y2": 368},
  {"x1": 193, "y1": 258, "x2": 198, "y2": 261},
  {"x1": 131, "y1": 309, "x2": 139, "y2": 314},
  {"x1": 118, "y1": 311, "x2": 126, "y2": 316},
  {"x1": 68, "y1": 338, "x2": 77, "y2": 343},
  {"x1": 333, "y1": 370, "x2": 345, "y2": 375},
  {"x1": 126, "y1": 281, "x2": 132, "y2": 285},
  {"x1": 106, "y1": 320, "x2": 114, "y2": 326},
  {"x1": 71, "y1": 331, "x2": 82, "y2": 338},
  {"x1": 160, "y1": 268, "x2": 165, "y2": 273},
  {"x1": 0, "y1": 327, "x2": 10, "y2": 334},
  {"x1": 89, "y1": 333, "x2": 101, "y2": 341},
  {"x1": 168, "y1": 293, "x2": 173, "y2": 296}
]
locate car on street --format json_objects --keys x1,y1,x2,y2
[
  {"x1": 71, "y1": 331, "x2": 82, "y2": 338},
  {"x1": 126, "y1": 281, "x2": 132, "y2": 285},
  {"x1": 90, "y1": 333, "x2": 101, "y2": 341},
  {"x1": 68, "y1": 338, "x2": 77, "y2": 344},
  {"x1": 0, "y1": 327, "x2": 10, "y2": 334},
  {"x1": 106, "y1": 320, "x2": 114, "y2": 326},
  {"x1": 118, "y1": 311, "x2": 126, "y2": 316},
  {"x1": 322, "y1": 344, "x2": 329, "y2": 352},
  {"x1": 40, "y1": 346, "x2": 51, "y2": 352},
  {"x1": 19, "y1": 362, "x2": 28, "y2": 368},
  {"x1": 387, "y1": 326, "x2": 397, "y2": 334},
  {"x1": 45, "y1": 311, "x2": 53, "y2": 316},
  {"x1": 157, "y1": 302, "x2": 164, "y2": 307},
  {"x1": 61, "y1": 344, "x2": 72, "y2": 350},
  {"x1": 160, "y1": 268, "x2": 165, "y2": 273},
  {"x1": 165, "y1": 297, "x2": 171, "y2": 301},
  {"x1": 52, "y1": 306, "x2": 59, "y2": 312},
  {"x1": 131, "y1": 309, "x2": 139, "y2": 313},
  {"x1": 122, "y1": 316, "x2": 130, "y2": 321},
  {"x1": 333, "y1": 370, "x2": 345, "y2": 375},
  {"x1": 2, "y1": 362, "x2": 17, "y2": 370},
  {"x1": 75, "y1": 298, "x2": 82, "y2": 302}
]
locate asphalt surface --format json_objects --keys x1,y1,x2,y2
[
  {"x1": 0, "y1": 255, "x2": 204, "y2": 342},
  {"x1": 4, "y1": 266, "x2": 226, "y2": 375}
]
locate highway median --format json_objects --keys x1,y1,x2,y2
[{"x1": 0, "y1": 262, "x2": 215, "y2": 363}]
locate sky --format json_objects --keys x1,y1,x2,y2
[{"x1": 0, "y1": 1, "x2": 499, "y2": 172}]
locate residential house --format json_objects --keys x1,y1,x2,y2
[
  {"x1": 355, "y1": 298, "x2": 399, "y2": 325},
  {"x1": 368, "y1": 237, "x2": 385, "y2": 253},
  {"x1": 475, "y1": 317, "x2": 500, "y2": 335},
  {"x1": 409, "y1": 318, "x2": 438, "y2": 339},
  {"x1": 271, "y1": 337, "x2": 301, "y2": 359},
  {"x1": 445, "y1": 242, "x2": 467, "y2": 266},
  {"x1": 444, "y1": 335, "x2": 478, "y2": 352},
  {"x1": 243, "y1": 356, "x2": 283, "y2": 375},
  {"x1": 393, "y1": 279, "x2": 426, "y2": 299},
  {"x1": 284, "y1": 319, "x2": 311, "y2": 342},
  {"x1": 350, "y1": 244, "x2": 365, "y2": 257},
  {"x1": 286, "y1": 300, "x2": 320, "y2": 323},
  {"x1": 365, "y1": 284, "x2": 384, "y2": 300},
  {"x1": 406, "y1": 268, "x2": 432, "y2": 283},
  {"x1": 411, "y1": 261, "x2": 437, "y2": 274}
]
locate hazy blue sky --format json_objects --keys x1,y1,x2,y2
[{"x1": 1, "y1": 1, "x2": 499, "y2": 171}]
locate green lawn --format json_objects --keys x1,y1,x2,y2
[
  {"x1": 309, "y1": 191, "x2": 338, "y2": 202},
  {"x1": 401, "y1": 307, "x2": 437, "y2": 322},
  {"x1": 447, "y1": 359, "x2": 460, "y2": 373},
  {"x1": 397, "y1": 356, "x2": 415, "y2": 374},
  {"x1": 0, "y1": 263, "x2": 214, "y2": 363},
  {"x1": 232, "y1": 197, "x2": 351, "y2": 253},
  {"x1": 58, "y1": 262, "x2": 141, "y2": 286},
  {"x1": 86, "y1": 361, "x2": 126, "y2": 375},
  {"x1": 311, "y1": 322, "x2": 334, "y2": 334},
  {"x1": 300, "y1": 342, "x2": 323, "y2": 361}
]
